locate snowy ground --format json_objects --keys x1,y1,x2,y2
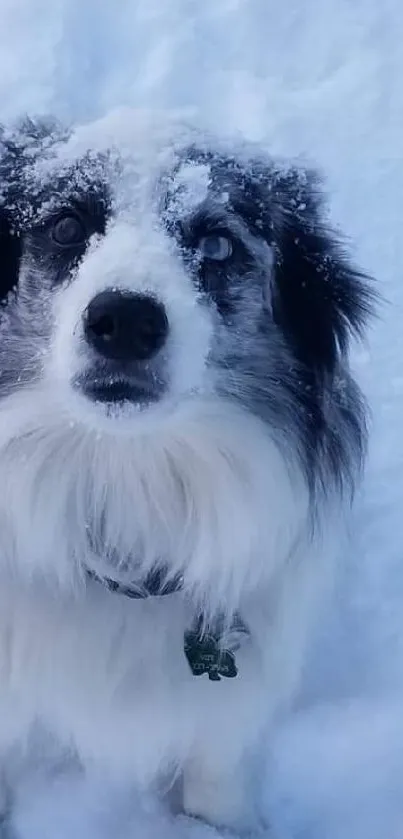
[{"x1": 1, "y1": 1, "x2": 403, "y2": 837}]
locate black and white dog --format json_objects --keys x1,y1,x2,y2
[{"x1": 0, "y1": 111, "x2": 373, "y2": 832}]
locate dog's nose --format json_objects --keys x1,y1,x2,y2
[{"x1": 83, "y1": 290, "x2": 169, "y2": 362}]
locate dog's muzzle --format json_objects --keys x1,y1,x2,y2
[{"x1": 77, "y1": 289, "x2": 169, "y2": 406}]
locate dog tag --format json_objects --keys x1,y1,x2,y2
[{"x1": 184, "y1": 631, "x2": 238, "y2": 681}]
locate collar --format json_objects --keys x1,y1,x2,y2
[
  {"x1": 87, "y1": 568, "x2": 249, "y2": 682},
  {"x1": 86, "y1": 568, "x2": 184, "y2": 599}
]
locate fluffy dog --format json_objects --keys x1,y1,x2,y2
[{"x1": 0, "y1": 111, "x2": 373, "y2": 832}]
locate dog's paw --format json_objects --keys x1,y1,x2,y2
[
  {"x1": 175, "y1": 813, "x2": 223, "y2": 836},
  {"x1": 180, "y1": 812, "x2": 271, "y2": 837},
  {"x1": 183, "y1": 762, "x2": 269, "y2": 837},
  {"x1": 183, "y1": 784, "x2": 268, "y2": 836}
]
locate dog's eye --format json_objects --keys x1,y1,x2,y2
[
  {"x1": 52, "y1": 213, "x2": 86, "y2": 247},
  {"x1": 198, "y1": 234, "x2": 233, "y2": 261}
]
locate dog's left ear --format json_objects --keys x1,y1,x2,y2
[{"x1": 262, "y1": 167, "x2": 375, "y2": 374}]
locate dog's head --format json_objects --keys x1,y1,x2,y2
[{"x1": 0, "y1": 114, "x2": 374, "y2": 609}]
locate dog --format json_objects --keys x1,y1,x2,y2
[{"x1": 0, "y1": 111, "x2": 373, "y2": 833}]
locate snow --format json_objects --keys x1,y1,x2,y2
[{"x1": 1, "y1": 0, "x2": 403, "y2": 836}]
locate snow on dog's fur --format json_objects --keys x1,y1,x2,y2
[{"x1": 0, "y1": 111, "x2": 374, "y2": 832}]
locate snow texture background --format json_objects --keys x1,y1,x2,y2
[{"x1": 1, "y1": 1, "x2": 403, "y2": 836}]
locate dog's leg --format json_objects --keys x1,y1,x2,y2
[
  {"x1": 181, "y1": 584, "x2": 311, "y2": 833},
  {"x1": 182, "y1": 673, "x2": 268, "y2": 833},
  {"x1": 0, "y1": 775, "x2": 12, "y2": 839},
  {"x1": 183, "y1": 755, "x2": 261, "y2": 833}
]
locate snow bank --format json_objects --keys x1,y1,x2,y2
[{"x1": 1, "y1": 1, "x2": 402, "y2": 836}]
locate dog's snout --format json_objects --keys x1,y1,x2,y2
[{"x1": 83, "y1": 290, "x2": 169, "y2": 362}]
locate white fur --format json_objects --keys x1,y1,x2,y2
[
  {"x1": 0, "y1": 375, "x2": 332, "y2": 832},
  {"x1": 0, "y1": 119, "x2": 342, "y2": 834}
]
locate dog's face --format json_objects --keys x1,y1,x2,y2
[{"x1": 0, "y1": 114, "x2": 372, "y2": 609}]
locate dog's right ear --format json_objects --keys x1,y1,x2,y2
[
  {"x1": 0, "y1": 129, "x2": 22, "y2": 304},
  {"x1": 0, "y1": 210, "x2": 21, "y2": 304},
  {"x1": 0, "y1": 117, "x2": 67, "y2": 304}
]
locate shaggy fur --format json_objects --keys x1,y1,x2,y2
[{"x1": 0, "y1": 112, "x2": 373, "y2": 832}]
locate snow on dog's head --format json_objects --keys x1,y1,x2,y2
[{"x1": 0, "y1": 111, "x2": 373, "y2": 614}]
